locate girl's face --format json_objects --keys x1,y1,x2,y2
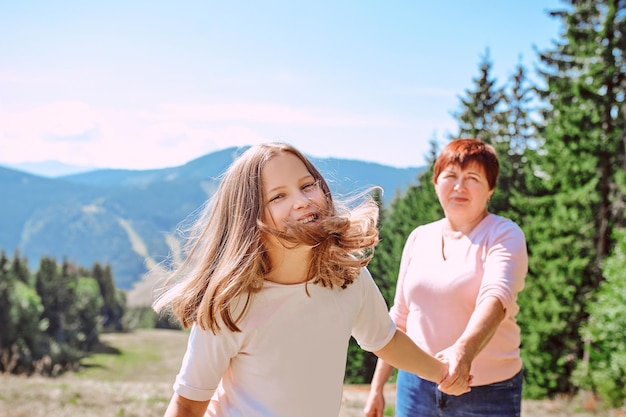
[
  {"x1": 434, "y1": 162, "x2": 494, "y2": 220},
  {"x1": 262, "y1": 152, "x2": 327, "y2": 233}
]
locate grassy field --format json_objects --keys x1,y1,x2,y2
[
  {"x1": 0, "y1": 329, "x2": 186, "y2": 417},
  {"x1": 0, "y1": 329, "x2": 621, "y2": 417}
]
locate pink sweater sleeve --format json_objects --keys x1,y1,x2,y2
[
  {"x1": 477, "y1": 220, "x2": 528, "y2": 319},
  {"x1": 389, "y1": 228, "x2": 420, "y2": 332}
]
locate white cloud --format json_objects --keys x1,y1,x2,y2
[
  {"x1": 0, "y1": 99, "x2": 455, "y2": 170},
  {"x1": 1, "y1": 101, "x2": 100, "y2": 140},
  {"x1": 0, "y1": 101, "x2": 280, "y2": 169}
]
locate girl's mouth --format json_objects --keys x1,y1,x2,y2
[{"x1": 300, "y1": 213, "x2": 318, "y2": 224}]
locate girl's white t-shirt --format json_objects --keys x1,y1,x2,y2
[{"x1": 173, "y1": 267, "x2": 395, "y2": 417}]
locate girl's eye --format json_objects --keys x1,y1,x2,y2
[
  {"x1": 302, "y1": 182, "x2": 318, "y2": 191},
  {"x1": 268, "y1": 194, "x2": 284, "y2": 203}
]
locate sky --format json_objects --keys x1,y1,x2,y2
[{"x1": 0, "y1": 1, "x2": 564, "y2": 171}]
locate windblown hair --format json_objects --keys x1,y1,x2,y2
[
  {"x1": 433, "y1": 138, "x2": 500, "y2": 189},
  {"x1": 152, "y1": 142, "x2": 380, "y2": 333}
]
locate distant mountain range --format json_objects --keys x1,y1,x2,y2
[
  {"x1": 0, "y1": 146, "x2": 424, "y2": 294},
  {"x1": 4, "y1": 160, "x2": 99, "y2": 177}
]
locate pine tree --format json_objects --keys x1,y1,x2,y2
[
  {"x1": 500, "y1": 61, "x2": 542, "y2": 223},
  {"x1": 0, "y1": 251, "x2": 16, "y2": 369},
  {"x1": 35, "y1": 257, "x2": 78, "y2": 346},
  {"x1": 451, "y1": 48, "x2": 513, "y2": 215},
  {"x1": 519, "y1": 0, "x2": 626, "y2": 398},
  {"x1": 453, "y1": 48, "x2": 504, "y2": 144},
  {"x1": 73, "y1": 276, "x2": 103, "y2": 351},
  {"x1": 0, "y1": 252, "x2": 45, "y2": 374},
  {"x1": 10, "y1": 250, "x2": 32, "y2": 286},
  {"x1": 93, "y1": 262, "x2": 126, "y2": 331},
  {"x1": 35, "y1": 257, "x2": 61, "y2": 339},
  {"x1": 574, "y1": 228, "x2": 626, "y2": 407}
]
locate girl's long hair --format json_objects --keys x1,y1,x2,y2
[{"x1": 152, "y1": 142, "x2": 379, "y2": 333}]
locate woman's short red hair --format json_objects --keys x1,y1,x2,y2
[{"x1": 432, "y1": 138, "x2": 500, "y2": 190}]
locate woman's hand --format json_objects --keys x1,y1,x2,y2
[
  {"x1": 436, "y1": 345, "x2": 473, "y2": 396},
  {"x1": 437, "y1": 296, "x2": 506, "y2": 396},
  {"x1": 363, "y1": 389, "x2": 385, "y2": 417}
]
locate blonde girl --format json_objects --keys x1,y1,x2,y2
[{"x1": 154, "y1": 142, "x2": 468, "y2": 417}]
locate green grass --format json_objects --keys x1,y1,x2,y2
[
  {"x1": 0, "y1": 329, "x2": 186, "y2": 417},
  {"x1": 75, "y1": 329, "x2": 186, "y2": 382},
  {"x1": 0, "y1": 329, "x2": 619, "y2": 417}
]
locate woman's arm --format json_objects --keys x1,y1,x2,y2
[
  {"x1": 437, "y1": 296, "x2": 505, "y2": 393},
  {"x1": 163, "y1": 393, "x2": 210, "y2": 417},
  {"x1": 364, "y1": 359, "x2": 395, "y2": 417}
]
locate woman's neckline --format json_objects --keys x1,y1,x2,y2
[
  {"x1": 441, "y1": 213, "x2": 491, "y2": 260},
  {"x1": 443, "y1": 211, "x2": 491, "y2": 237}
]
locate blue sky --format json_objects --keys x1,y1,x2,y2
[{"x1": 0, "y1": 1, "x2": 563, "y2": 170}]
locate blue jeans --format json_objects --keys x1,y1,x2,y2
[{"x1": 395, "y1": 369, "x2": 523, "y2": 417}]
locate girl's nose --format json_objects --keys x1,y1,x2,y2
[{"x1": 293, "y1": 192, "x2": 310, "y2": 209}]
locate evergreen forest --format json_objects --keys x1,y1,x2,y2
[
  {"x1": 351, "y1": 0, "x2": 626, "y2": 407},
  {"x1": 1, "y1": 0, "x2": 625, "y2": 410}
]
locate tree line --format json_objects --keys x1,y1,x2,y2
[
  {"x1": 0, "y1": 253, "x2": 126, "y2": 376},
  {"x1": 0, "y1": 251, "x2": 182, "y2": 377}
]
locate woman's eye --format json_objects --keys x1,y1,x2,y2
[{"x1": 269, "y1": 194, "x2": 284, "y2": 203}]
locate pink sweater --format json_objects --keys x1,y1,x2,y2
[{"x1": 389, "y1": 213, "x2": 528, "y2": 386}]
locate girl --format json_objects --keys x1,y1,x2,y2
[{"x1": 153, "y1": 142, "x2": 468, "y2": 417}]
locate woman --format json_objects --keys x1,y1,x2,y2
[{"x1": 364, "y1": 138, "x2": 528, "y2": 417}]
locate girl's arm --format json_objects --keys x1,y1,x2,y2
[
  {"x1": 163, "y1": 393, "x2": 210, "y2": 417},
  {"x1": 373, "y1": 329, "x2": 446, "y2": 385}
]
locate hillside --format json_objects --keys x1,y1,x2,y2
[{"x1": 0, "y1": 147, "x2": 424, "y2": 291}]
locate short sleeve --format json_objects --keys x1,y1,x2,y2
[
  {"x1": 173, "y1": 323, "x2": 241, "y2": 401},
  {"x1": 351, "y1": 268, "x2": 396, "y2": 352}
]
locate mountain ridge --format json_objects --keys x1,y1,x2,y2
[{"x1": 0, "y1": 147, "x2": 425, "y2": 291}]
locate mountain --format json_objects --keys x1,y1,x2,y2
[
  {"x1": 0, "y1": 147, "x2": 424, "y2": 292},
  {"x1": 2, "y1": 160, "x2": 98, "y2": 177}
]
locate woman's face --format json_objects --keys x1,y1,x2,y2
[
  {"x1": 434, "y1": 162, "x2": 494, "y2": 221},
  {"x1": 261, "y1": 152, "x2": 327, "y2": 233}
]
